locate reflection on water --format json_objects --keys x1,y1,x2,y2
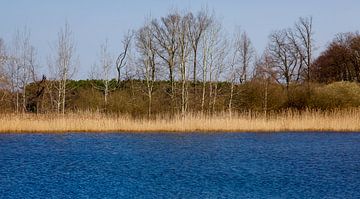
[{"x1": 0, "y1": 132, "x2": 359, "y2": 198}]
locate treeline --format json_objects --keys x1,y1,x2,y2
[{"x1": 0, "y1": 10, "x2": 359, "y2": 117}]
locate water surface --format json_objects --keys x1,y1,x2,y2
[{"x1": 0, "y1": 132, "x2": 359, "y2": 198}]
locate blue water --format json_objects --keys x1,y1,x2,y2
[{"x1": 0, "y1": 133, "x2": 359, "y2": 198}]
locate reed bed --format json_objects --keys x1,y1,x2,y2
[{"x1": 0, "y1": 109, "x2": 359, "y2": 133}]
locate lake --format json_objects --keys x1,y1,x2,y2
[{"x1": 0, "y1": 132, "x2": 359, "y2": 198}]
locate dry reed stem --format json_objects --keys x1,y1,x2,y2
[{"x1": 0, "y1": 109, "x2": 359, "y2": 133}]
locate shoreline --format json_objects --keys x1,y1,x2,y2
[
  {"x1": 1, "y1": 130, "x2": 359, "y2": 134},
  {"x1": 1, "y1": 110, "x2": 359, "y2": 133}
]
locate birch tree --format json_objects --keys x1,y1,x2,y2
[
  {"x1": 210, "y1": 36, "x2": 228, "y2": 114},
  {"x1": 7, "y1": 28, "x2": 37, "y2": 113},
  {"x1": 237, "y1": 31, "x2": 254, "y2": 83},
  {"x1": 0, "y1": 39, "x2": 8, "y2": 103},
  {"x1": 200, "y1": 31, "x2": 208, "y2": 113},
  {"x1": 136, "y1": 24, "x2": 157, "y2": 118},
  {"x1": 0, "y1": 39, "x2": 7, "y2": 87},
  {"x1": 227, "y1": 42, "x2": 239, "y2": 118},
  {"x1": 227, "y1": 29, "x2": 245, "y2": 118},
  {"x1": 0, "y1": 39, "x2": 5, "y2": 66},
  {"x1": 254, "y1": 52, "x2": 275, "y2": 118},
  {"x1": 91, "y1": 39, "x2": 115, "y2": 108},
  {"x1": 187, "y1": 10, "x2": 212, "y2": 85},
  {"x1": 178, "y1": 14, "x2": 191, "y2": 117},
  {"x1": 50, "y1": 22, "x2": 76, "y2": 114},
  {"x1": 200, "y1": 21, "x2": 226, "y2": 114}
]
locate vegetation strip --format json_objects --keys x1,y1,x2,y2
[{"x1": 1, "y1": 110, "x2": 359, "y2": 133}]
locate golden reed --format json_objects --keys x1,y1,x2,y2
[{"x1": 0, "y1": 109, "x2": 359, "y2": 133}]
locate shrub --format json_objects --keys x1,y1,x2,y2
[{"x1": 310, "y1": 81, "x2": 360, "y2": 109}]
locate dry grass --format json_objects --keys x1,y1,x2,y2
[{"x1": 0, "y1": 109, "x2": 360, "y2": 133}]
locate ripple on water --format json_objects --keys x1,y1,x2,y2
[{"x1": 0, "y1": 132, "x2": 359, "y2": 198}]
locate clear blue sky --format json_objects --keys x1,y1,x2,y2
[{"x1": 1, "y1": 0, "x2": 360, "y2": 79}]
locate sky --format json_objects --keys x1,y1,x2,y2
[{"x1": 1, "y1": 0, "x2": 360, "y2": 79}]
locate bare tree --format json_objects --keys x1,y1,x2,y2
[
  {"x1": 6, "y1": 28, "x2": 37, "y2": 113},
  {"x1": 210, "y1": 36, "x2": 228, "y2": 114},
  {"x1": 50, "y1": 22, "x2": 76, "y2": 114},
  {"x1": 0, "y1": 39, "x2": 7, "y2": 87},
  {"x1": 178, "y1": 14, "x2": 191, "y2": 117},
  {"x1": 91, "y1": 39, "x2": 115, "y2": 108},
  {"x1": 136, "y1": 24, "x2": 157, "y2": 118},
  {"x1": 187, "y1": 10, "x2": 212, "y2": 85},
  {"x1": 0, "y1": 39, "x2": 5, "y2": 65},
  {"x1": 267, "y1": 30, "x2": 300, "y2": 98},
  {"x1": 227, "y1": 43, "x2": 238, "y2": 118},
  {"x1": 151, "y1": 13, "x2": 180, "y2": 106},
  {"x1": 226, "y1": 29, "x2": 249, "y2": 118},
  {"x1": 6, "y1": 56, "x2": 19, "y2": 111},
  {"x1": 0, "y1": 39, "x2": 8, "y2": 103},
  {"x1": 116, "y1": 31, "x2": 132, "y2": 86},
  {"x1": 293, "y1": 16, "x2": 315, "y2": 99},
  {"x1": 254, "y1": 52, "x2": 275, "y2": 118},
  {"x1": 200, "y1": 20, "x2": 226, "y2": 114},
  {"x1": 237, "y1": 31, "x2": 254, "y2": 83},
  {"x1": 295, "y1": 17, "x2": 313, "y2": 82},
  {"x1": 200, "y1": 29, "x2": 208, "y2": 113},
  {"x1": 286, "y1": 29, "x2": 304, "y2": 82}
]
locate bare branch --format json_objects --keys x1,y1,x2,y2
[{"x1": 116, "y1": 31, "x2": 133, "y2": 85}]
